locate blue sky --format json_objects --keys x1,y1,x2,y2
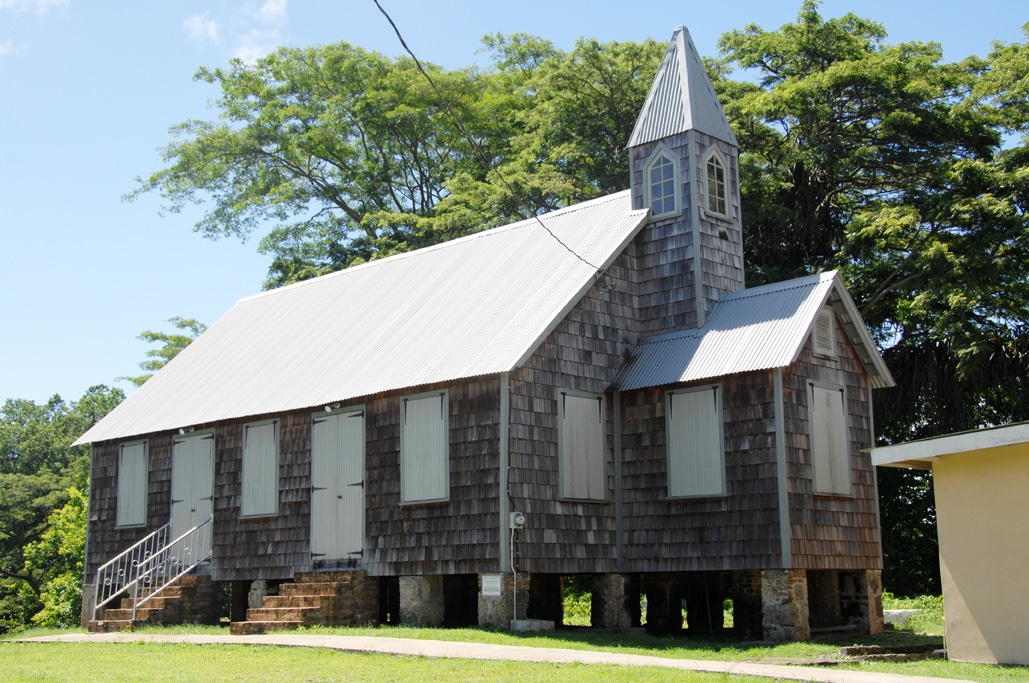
[{"x1": 1, "y1": 0, "x2": 1024, "y2": 405}]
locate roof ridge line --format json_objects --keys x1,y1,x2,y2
[{"x1": 239, "y1": 191, "x2": 638, "y2": 304}]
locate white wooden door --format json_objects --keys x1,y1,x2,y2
[
  {"x1": 311, "y1": 409, "x2": 365, "y2": 563},
  {"x1": 171, "y1": 433, "x2": 215, "y2": 557}
]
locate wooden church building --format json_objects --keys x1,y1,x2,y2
[{"x1": 76, "y1": 26, "x2": 893, "y2": 640}]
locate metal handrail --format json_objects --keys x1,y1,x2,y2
[
  {"x1": 91, "y1": 516, "x2": 213, "y2": 622},
  {"x1": 92, "y1": 522, "x2": 172, "y2": 620},
  {"x1": 130, "y1": 516, "x2": 213, "y2": 620}
]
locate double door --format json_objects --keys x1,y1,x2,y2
[{"x1": 311, "y1": 409, "x2": 365, "y2": 563}]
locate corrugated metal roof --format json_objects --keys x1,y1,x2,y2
[
  {"x1": 627, "y1": 26, "x2": 737, "y2": 148},
  {"x1": 616, "y1": 271, "x2": 895, "y2": 391},
  {"x1": 75, "y1": 191, "x2": 649, "y2": 445}
]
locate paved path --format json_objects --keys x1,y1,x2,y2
[{"x1": 17, "y1": 633, "x2": 972, "y2": 683}]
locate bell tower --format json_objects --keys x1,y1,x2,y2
[{"x1": 627, "y1": 26, "x2": 744, "y2": 334}]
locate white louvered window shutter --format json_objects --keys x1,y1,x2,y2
[
  {"x1": 400, "y1": 392, "x2": 449, "y2": 503},
  {"x1": 242, "y1": 420, "x2": 279, "y2": 517},
  {"x1": 810, "y1": 385, "x2": 851, "y2": 495},
  {"x1": 667, "y1": 386, "x2": 725, "y2": 497},
  {"x1": 560, "y1": 392, "x2": 606, "y2": 500},
  {"x1": 116, "y1": 440, "x2": 148, "y2": 527}
]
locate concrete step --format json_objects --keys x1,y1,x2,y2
[
  {"x1": 103, "y1": 608, "x2": 157, "y2": 622},
  {"x1": 244, "y1": 606, "x2": 325, "y2": 623},
  {"x1": 88, "y1": 619, "x2": 142, "y2": 633},
  {"x1": 261, "y1": 595, "x2": 329, "y2": 609},
  {"x1": 279, "y1": 582, "x2": 348, "y2": 597},
  {"x1": 230, "y1": 620, "x2": 303, "y2": 635},
  {"x1": 118, "y1": 596, "x2": 170, "y2": 610}
]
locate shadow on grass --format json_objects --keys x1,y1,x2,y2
[{"x1": 495, "y1": 625, "x2": 942, "y2": 656}]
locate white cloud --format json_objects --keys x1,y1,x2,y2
[
  {"x1": 183, "y1": 14, "x2": 219, "y2": 42},
  {"x1": 233, "y1": 29, "x2": 280, "y2": 64},
  {"x1": 0, "y1": 38, "x2": 28, "y2": 56},
  {"x1": 0, "y1": 0, "x2": 67, "y2": 13},
  {"x1": 259, "y1": 0, "x2": 287, "y2": 24}
]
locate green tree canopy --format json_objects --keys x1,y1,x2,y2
[
  {"x1": 717, "y1": 3, "x2": 1029, "y2": 593},
  {"x1": 120, "y1": 316, "x2": 207, "y2": 387},
  {"x1": 129, "y1": 37, "x2": 664, "y2": 289},
  {"x1": 0, "y1": 385, "x2": 123, "y2": 632}
]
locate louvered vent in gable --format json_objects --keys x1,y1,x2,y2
[{"x1": 813, "y1": 307, "x2": 836, "y2": 357}]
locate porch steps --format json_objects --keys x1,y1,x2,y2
[
  {"x1": 230, "y1": 571, "x2": 378, "y2": 635},
  {"x1": 88, "y1": 575, "x2": 217, "y2": 633}
]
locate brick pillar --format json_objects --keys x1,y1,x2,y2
[
  {"x1": 807, "y1": 571, "x2": 841, "y2": 629},
  {"x1": 592, "y1": 574, "x2": 639, "y2": 628},
  {"x1": 728, "y1": 570, "x2": 763, "y2": 640},
  {"x1": 399, "y1": 575, "x2": 445, "y2": 627},
  {"x1": 840, "y1": 569, "x2": 884, "y2": 635},
  {"x1": 761, "y1": 569, "x2": 810, "y2": 641}
]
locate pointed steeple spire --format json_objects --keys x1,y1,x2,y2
[{"x1": 628, "y1": 26, "x2": 736, "y2": 147}]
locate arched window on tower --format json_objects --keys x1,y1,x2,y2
[
  {"x1": 705, "y1": 152, "x2": 728, "y2": 217},
  {"x1": 646, "y1": 148, "x2": 678, "y2": 218}
]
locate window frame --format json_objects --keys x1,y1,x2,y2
[
  {"x1": 399, "y1": 390, "x2": 450, "y2": 504},
  {"x1": 701, "y1": 148, "x2": 730, "y2": 220},
  {"x1": 808, "y1": 382, "x2": 852, "y2": 496},
  {"x1": 644, "y1": 144, "x2": 681, "y2": 220},
  {"x1": 241, "y1": 418, "x2": 280, "y2": 518},
  {"x1": 665, "y1": 385, "x2": 726, "y2": 499},
  {"x1": 116, "y1": 439, "x2": 149, "y2": 528},
  {"x1": 558, "y1": 389, "x2": 608, "y2": 502}
]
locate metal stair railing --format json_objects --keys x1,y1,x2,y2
[
  {"x1": 93, "y1": 522, "x2": 172, "y2": 620},
  {"x1": 92, "y1": 516, "x2": 213, "y2": 622}
]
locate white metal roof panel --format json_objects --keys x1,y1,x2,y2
[
  {"x1": 76, "y1": 191, "x2": 649, "y2": 445},
  {"x1": 616, "y1": 271, "x2": 895, "y2": 391},
  {"x1": 627, "y1": 26, "x2": 737, "y2": 148}
]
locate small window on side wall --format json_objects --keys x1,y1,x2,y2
[
  {"x1": 400, "y1": 391, "x2": 449, "y2": 503},
  {"x1": 559, "y1": 391, "x2": 607, "y2": 501},
  {"x1": 705, "y1": 151, "x2": 728, "y2": 217},
  {"x1": 242, "y1": 419, "x2": 279, "y2": 517},
  {"x1": 116, "y1": 440, "x2": 148, "y2": 528},
  {"x1": 646, "y1": 146, "x2": 679, "y2": 218},
  {"x1": 809, "y1": 384, "x2": 851, "y2": 495},
  {"x1": 666, "y1": 386, "x2": 725, "y2": 497}
]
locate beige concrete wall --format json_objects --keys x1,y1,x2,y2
[{"x1": 934, "y1": 444, "x2": 1029, "y2": 665}]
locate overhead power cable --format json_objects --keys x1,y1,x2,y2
[{"x1": 372, "y1": 0, "x2": 607, "y2": 278}]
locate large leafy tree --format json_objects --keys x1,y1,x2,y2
[
  {"x1": 130, "y1": 37, "x2": 664, "y2": 289},
  {"x1": 0, "y1": 386, "x2": 123, "y2": 632},
  {"x1": 128, "y1": 44, "x2": 517, "y2": 289},
  {"x1": 717, "y1": 3, "x2": 1029, "y2": 593}
]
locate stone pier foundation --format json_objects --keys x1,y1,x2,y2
[
  {"x1": 761, "y1": 569, "x2": 810, "y2": 641},
  {"x1": 477, "y1": 573, "x2": 531, "y2": 628},
  {"x1": 591, "y1": 573, "x2": 640, "y2": 628},
  {"x1": 399, "y1": 575, "x2": 445, "y2": 627}
]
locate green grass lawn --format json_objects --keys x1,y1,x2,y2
[
  {"x1": 0, "y1": 641, "x2": 774, "y2": 683},
  {"x1": 3, "y1": 594, "x2": 1027, "y2": 683}
]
